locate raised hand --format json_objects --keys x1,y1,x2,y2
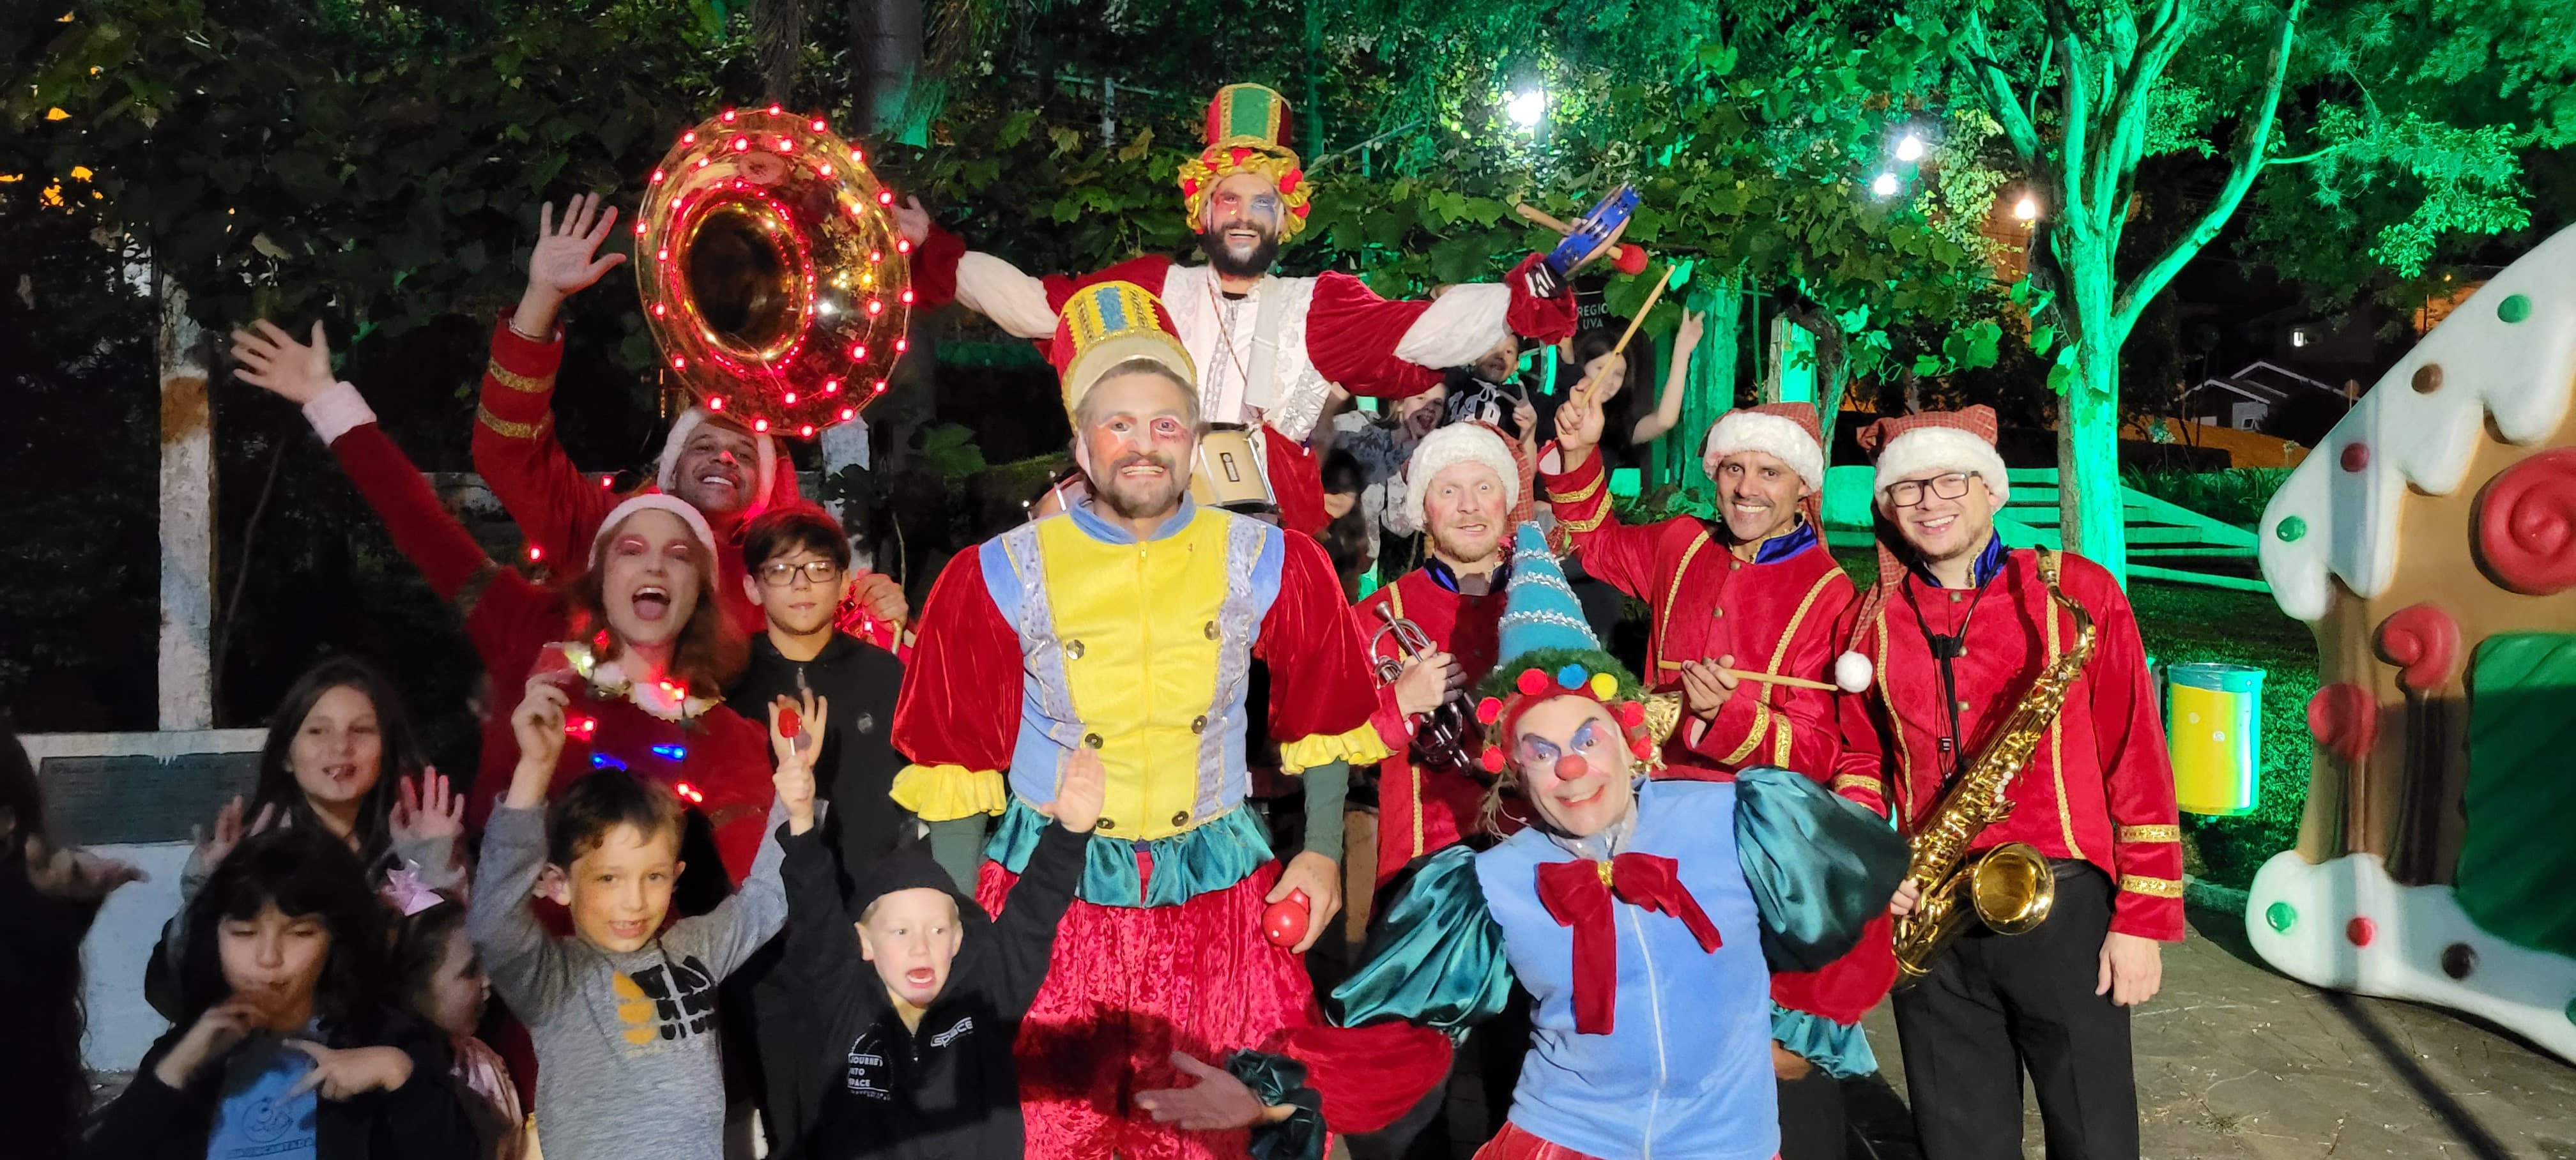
[
  {"x1": 1673, "y1": 309, "x2": 1706, "y2": 353},
  {"x1": 1046, "y1": 747, "x2": 1105, "y2": 834},
  {"x1": 769, "y1": 691, "x2": 826, "y2": 834},
  {"x1": 506, "y1": 679, "x2": 572, "y2": 808},
  {"x1": 389, "y1": 769, "x2": 466, "y2": 848},
  {"x1": 516, "y1": 193, "x2": 628, "y2": 333},
  {"x1": 230, "y1": 320, "x2": 336, "y2": 404},
  {"x1": 24, "y1": 836, "x2": 146, "y2": 904},
  {"x1": 1552, "y1": 383, "x2": 1608, "y2": 465},
  {"x1": 891, "y1": 195, "x2": 931, "y2": 247},
  {"x1": 286, "y1": 1041, "x2": 415, "y2": 1100},
  {"x1": 192, "y1": 797, "x2": 284, "y2": 871}
]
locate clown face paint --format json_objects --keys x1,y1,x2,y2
[
  {"x1": 1197, "y1": 171, "x2": 1284, "y2": 279},
  {"x1": 1511, "y1": 695, "x2": 1637, "y2": 839}
]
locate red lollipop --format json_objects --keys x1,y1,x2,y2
[
  {"x1": 1263, "y1": 889, "x2": 1313, "y2": 948},
  {"x1": 778, "y1": 705, "x2": 802, "y2": 739}
]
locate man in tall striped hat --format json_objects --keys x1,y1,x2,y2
[
  {"x1": 1832, "y1": 404, "x2": 2181, "y2": 1160},
  {"x1": 888, "y1": 280, "x2": 1391, "y2": 1160},
  {"x1": 1544, "y1": 392, "x2": 1886, "y2": 1158},
  {"x1": 896, "y1": 83, "x2": 1591, "y2": 535}
]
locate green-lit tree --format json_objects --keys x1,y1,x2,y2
[{"x1": 1943, "y1": 0, "x2": 2572, "y2": 583}]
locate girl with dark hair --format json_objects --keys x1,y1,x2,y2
[
  {"x1": 88, "y1": 827, "x2": 476, "y2": 1160},
  {"x1": 227, "y1": 320, "x2": 772, "y2": 894},
  {"x1": 148, "y1": 657, "x2": 470, "y2": 1020},
  {"x1": 1, "y1": 724, "x2": 146, "y2": 1159},
  {"x1": 389, "y1": 893, "x2": 523, "y2": 1160}
]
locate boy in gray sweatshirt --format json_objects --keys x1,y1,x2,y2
[{"x1": 469, "y1": 682, "x2": 825, "y2": 1160}]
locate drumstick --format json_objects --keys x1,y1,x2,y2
[
  {"x1": 1608, "y1": 265, "x2": 1673, "y2": 359},
  {"x1": 1721, "y1": 668, "x2": 1839, "y2": 692}
]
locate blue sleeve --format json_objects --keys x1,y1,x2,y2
[
  {"x1": 1733, "y1": 766, "x2": 1911, "y2": 972},
  {"x1": 1326, "y1": 846, "x2": 1514, "y2": 1031}
]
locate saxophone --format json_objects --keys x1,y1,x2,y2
[{"x1": 1890, "y1": 547, "x2": 2098, "y2": 981}]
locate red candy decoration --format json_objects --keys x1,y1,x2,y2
[
  {"x1": 2306, "y1": 682, "x2": 2379, "y2": 762},
  {"x1": 1263, "y1": 889, "x2": 1312, "y2": 948},
  {"x1": 2374, "y1": 603, "x2": 2462, "y2": 691},
  {"x1": 2474, "y1": 448, "x2": 2576, "y2": 594},
  {"x1": 778, "y1": 706, "x2": 802, "y2": 740},
  {"x1": 1480, "y1": 747, "x2": 1507, "y2": 774},
  {"x1": 1476, "y1": 697, "x2": 1503, "y2": 724},
  {"x1": 2345, "y1": 917, "x2": 2376, "y2": 947},
  {"x1": 1617, "y1": 701, "x2": 1646, "y2": 727},
  {"x1": 2340, "y1": 443, "x2": 2370, "y2": 472},
  {"x1": 1517, "y1": 668, "x2": 1551, "y2": 696}
]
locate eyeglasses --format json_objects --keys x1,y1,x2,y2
[
  {"x1": 1883, "y1": 473, "x2": 1975, "y2": 508},
  {"x1": 756, "y1": 559, "x2": 843, "y2": 588}
]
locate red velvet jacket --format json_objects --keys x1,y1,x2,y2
[
  {"x1": 1544, "y1": 449, "x2": 1894, "y2": 1025},
  {"x1": 1835, "y1": 547, "x2": 2186, "y2": 942},
  {"x1": 1354, "y1": 565, "x2": 1517, "y2": 889},
  {"x1": 1543, "y1": 450, "x2": 1856, "y2": 779},
  {"x1": 469, "y1": 313, "x2": 799, "y2": 641},
  {"x1": 329, "y1": 420, "x2": 774, "y2": 883}
]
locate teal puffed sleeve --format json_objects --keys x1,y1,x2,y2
[
  {"x1": 1734, "y1": 765, "x2": 1911, "y2": 973},
  {"x1": 1328, "y1": 846, "x2": 1514, "y2": 1031}
]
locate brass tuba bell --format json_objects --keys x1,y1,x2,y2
[{"x1": 634, "y1": 105, "x2": 912, "y2": 438}]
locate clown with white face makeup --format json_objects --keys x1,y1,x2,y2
[
  {"x1": 1128, "y1": 525, "x2": 1909, "y2": 1160},
  {"x1": 898, "y1": 83, "x2": 1596, "y2": 535}
]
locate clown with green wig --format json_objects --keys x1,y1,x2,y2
[{"x1": 1131, "y1": 524, "x2": 1908, "y2": 1160}]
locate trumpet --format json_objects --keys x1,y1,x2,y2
[{"x1": 1370, "y1": 606, "x2": 1478, "y2": 772}]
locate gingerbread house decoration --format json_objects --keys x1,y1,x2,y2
[{"x1": 2251, "y1": 224, "x2": 2576, "y2": 1062}]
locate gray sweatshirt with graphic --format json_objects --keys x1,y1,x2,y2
[{"x1": 468, "y1": 800, "x2": 788, "y2": 1160}]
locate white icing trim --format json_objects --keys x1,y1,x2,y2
[
  {"x1": 2257, "y1": 226, "x2": 2576, "y2": 622},
  {"x1": 302, "y1": 381, "x2": 377, "y2": 445},
  {"x1": 1393, "y1": 282, "x2": 1514, "y2": 370},
  {"x1": 2246, "y1": 851, "x2": 2576, "y2": 1065},
  {"x1": 954, "y1": 250, "x2": 1066, "y2": 339},
  {"x1": 1705, "y1": 410, "x2": 1825, "y2": 489}
]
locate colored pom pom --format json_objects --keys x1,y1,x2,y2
[
  {"x1": 1476, "y1": 697, "x2": 1503, "y2": 724},
  {"x1": 1589, "y1": 673, "x2": 1618, "y2": 699},
  {"x1": 1618, "y1": 701, "x2": 1645, "y2": 726},
  {"x1": 1480, "y1": 747, "x2": 1507, "y2": 773},
  {"x1": 1630, "y1": 737, "x2": 1653, "y2": 760},
  {"x1": 1517, "y1": 668, "x2": 1551, "y2": 696},
  {"x1": 1558, "y1": 664, "x2": 1586, "y2": 690}
]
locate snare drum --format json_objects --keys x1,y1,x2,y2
[{"x1": 1192, "y1": 423, "x2": 1277, "y2": 514}]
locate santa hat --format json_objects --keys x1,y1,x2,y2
[
  {"x1": 1701, "y1": 402, "x2": 1825, "y2": 491},
  {"x1": 1400, "y1": 422, "x2": 1522, "y2": 532},
  {"x1": 1469, "y1": 524, "x2": 1668, "y2": 777},
  {"x1": 1050, "y1": 280, "x2": 1196, "y2": 416},
  {"x1": 1857, "y1": 404, "x2": 2011, "y2": 509},
  {"x1": 1831, "y1": 405, "x2": 2015, "y2": 694},
  {"x1": 591, "y1": 494, "x2": 719, "y2": 565},
  {"x1": 1177, "y1": 83, "x2": 1312, "y2": 242},
  {"x1": 657, "y1": 406, "x2": 781, "y2": 517}
]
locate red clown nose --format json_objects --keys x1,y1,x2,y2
[{"x1": 1556, "y1": 753, "x2": 1590, "y2": 782}]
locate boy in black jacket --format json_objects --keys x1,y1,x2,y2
[{"x1": 778, "y1": 747, "x2": 1102, "y2": 1160}]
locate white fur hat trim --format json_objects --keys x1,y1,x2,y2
[
  {"x1": 1869, "y1": 426, "x2": 2011, "y2": 507},
  {"x1": 1702, "y1": 410, "x2": 1825, "y2": 490},
  {"x1": 1400, "y1": 423, "x2": 1521, "y2": 531},
  {"x1": 592, "y1": 494, "x2": 718, "y2": 565}
]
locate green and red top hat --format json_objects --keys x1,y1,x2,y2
[
  {"x1": 1177, "y1": 82, "x2": 1313, "y2": 242},
  {"x1": 1473, "y1": 524, "x2": 1667, "y2": 774}
]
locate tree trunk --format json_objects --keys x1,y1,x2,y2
[
  {"x1": 1679, "y1": 277, "x2": 1742, "y2": 504},
  {"x1": 2060, "y1": 330, "x2": 2129, "y2": 586},
  {"x1": 850, "y1": 0, "x2": 926, "y2": 142},
  {"x1": 753, "y1": 0, "x2": 803, "y2": 104},
  {"x1": 157, "y1": 277, "x2": 215, "y2": 730}
]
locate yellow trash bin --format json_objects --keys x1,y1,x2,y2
[{"x1": 2166, "y1": 662, "x2": 2263, "y2": 816}]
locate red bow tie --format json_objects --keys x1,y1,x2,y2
[{"x1": 1535, "y1": 852, "x2": 1724, "y2": 1035}]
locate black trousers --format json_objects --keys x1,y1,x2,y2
[
  {"x1": 1775, "y1": 1064, "x2": 1846, "y2": 1160},
  {"x1": 1891, "y1": 863, "x2": 2139, "y2": 1160}
]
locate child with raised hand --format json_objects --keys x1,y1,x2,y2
[
  {"x1": 390, "y1": 891, "x2": 525, "y2": 1160},
  {"x1": 86, "y1": 826, "x2": 475, "y2": 1160},
  {"x1": 467, "y1": 679, "x2": 819, "y2": 1160},
  {"x1": 779, "y1": 745, "x2": 1103, "y2": 1160}
]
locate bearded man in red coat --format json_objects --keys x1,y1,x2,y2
[{"x1": 1543, "y1": 393, "x2": 1883, "y2": 1160}]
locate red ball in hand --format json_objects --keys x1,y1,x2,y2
[
  {"x1": 1263, "y1": 889, "x2": 1312, "y2": 948},
  {"x1": 1612, "y1": 243, "x2": 1650, "y2": 277}
]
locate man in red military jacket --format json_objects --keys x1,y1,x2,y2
[
  {"x1": 1544, "y1": 395, "x2": 1882, "y2": 1159},
  {"x1": 1834, "y1": 405, "x2": 2182, "y2": 1160},
  {"x1": 472, "y1": 194, "x2": 905, "y2": 641}
]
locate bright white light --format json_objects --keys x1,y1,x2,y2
[
  {"x1": 1894, "y1": 133, "x2": 1925, "y2": 162},
  {"x1": 2012, "y1": 195, "x2": 2039, "y2": 221},
  {"x1": 1871, "y1": 172, "x2": 1900, "y2": 197},
  {"x1": 1506, "y1": 89, "x2": 1547, "y2": 128}
]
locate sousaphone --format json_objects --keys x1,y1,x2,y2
[{"x1": 634, "y1": 105, "x2": 913, "y2": 438}]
